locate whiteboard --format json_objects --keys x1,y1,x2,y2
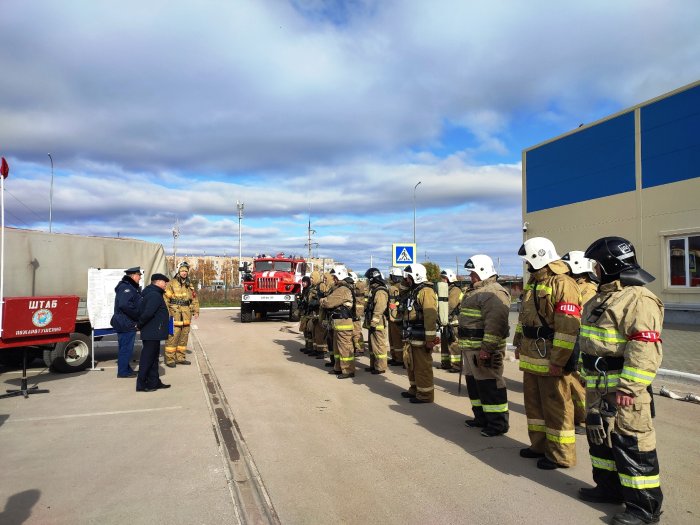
[{"x1": 87, "y1": 268, "x2": 135, "y2": 330}]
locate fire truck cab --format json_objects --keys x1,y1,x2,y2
[{"x1": 239, "y1": 253, "x2": 307, "y2": 323}]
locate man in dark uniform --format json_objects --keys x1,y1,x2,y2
[
  {"x1": 111, "y1": 266, "x2": 143, "y2": 378},
  {"x1": 136, "y1": 273, "x2": 171, "y2": 392}
]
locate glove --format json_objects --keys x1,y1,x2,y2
[
  {"x1": 478, "y1": 350, "x2": 492, "y2": 367},
  {"x1": 585, "y1": 408, "x2": 606, "y2": 445},
  {"x1": 491, "y1": 352, "x2": 503, "y2": 368}
]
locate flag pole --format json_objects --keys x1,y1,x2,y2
[{"x1": 0, "y1": 163, "x2": 5, "y2": 338}]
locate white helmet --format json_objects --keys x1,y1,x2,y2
[
  {"x1": 348, "y1": 271, "x2": 359, "y2": 283},
  {"x1": 518, "y1": 237, "x2": 559, "y2": 270},
  {"x1": 403, "y1": 263, "x2": 427, "y2": 284},
  {"x1": 389, "y1": 267, "x2": 403, "y2": 282},
  {"x1": 464, "y1": 254, "x2": 497, "y2": 280},
  {"x1": 562, "y1": 250, "x2": 597, "y2": 279},
  {"x1": 330, "y1": 265, "x2": 348, "y2": 281},
  {"x1": 440, "y1": 268, "x2": 457, "y2": 283}
]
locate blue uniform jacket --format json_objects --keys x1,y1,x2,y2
[
  {"x1": 110, "y1": 276, "x2": 142, "y2": 333},
  {"x1": 138, "y1": 284, "x2": 169, "y2": 341}
]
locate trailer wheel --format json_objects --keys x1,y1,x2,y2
[
  {"x1": 43, "y1": 332, "x2": 91, "y2": 372},
  {"x1": 241, "y1": 306, "x2": 253, "y2": 323}
]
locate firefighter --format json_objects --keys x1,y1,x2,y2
[
  {"x1": 387, "y1": 268, "x2": 406, "y2": 366},
  {"x1": 513, "y1": 237, "x2": 581, "y2": 469},
  {"x1": 577, "y1": 237, "x2": 663, "y2": 525},
  {"x1": 298, "y1": 276, "x2": 313, "y2": 353},
  {"x1": 459, "y1": 255, "x2": 511, "y2": 436},
  {"x1": 320, "y1": 265, "x2": 356, "y2": 379},
  {"x1": 320, "y1": 271, "x2": 335, "y2": 368},
  {"x1": 400, "y1": 263, "x2": 438, "y2": 403},
  {"x1": 562, "y1": 250, "x2": 600, "y2": 433},
  {"x1": 164, "y1": 261, "x2": 200, "y2": 367},
  {"x1": 363, "y1": 268, "x2": 389, "y2": 374},
  {"x1": 350, "y1": 271, "x2": 367, "y2": 356},
  {"x1": 307, "y1": 270, "x2": 326, "y2": 359},
  {"x1": 439, "y1": 268, "x2": 463, "y2": 373}
]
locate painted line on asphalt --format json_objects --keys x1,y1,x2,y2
[{"x1": 8, "y1": 406, "x2": 182, "y2": 422}]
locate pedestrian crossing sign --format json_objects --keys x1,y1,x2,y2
[{"x1": 392, "y1": 243, "x2": 416, "y2": 266}]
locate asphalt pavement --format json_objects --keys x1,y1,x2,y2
[{"x1": 0, "y1": 310, "x2": 698, "y2": 524}]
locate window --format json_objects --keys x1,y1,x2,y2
[{"x1": 669, "y1": 235, "x2": 700, "y2": 287}]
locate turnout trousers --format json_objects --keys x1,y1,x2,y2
[
  {"x1": 571, "y1": 371, "x2": 587, "y2": 425},
  {"x1": 523, "y1": 372, "x2": 576, "y2": 467},
  {"x1": 440, "y1": 328, "x2": 461, "y2": 371},
  {"x1": 585, "y1": 382, "x2": 662, "y2": 522},
  {"x1": 463, "y1": 349, "x2": 509, "y2": 433},
  {"x1": 367, "y1": 325, "x2": 388, "y2": 372},
  {"x1": 165, "y1": 308, "x2": 191, "y2": 364},
  {"x1": 388, "y1": 321, "x2": 404, "y2": 363},
  {"x1": 404, "y1": 340, "x2": 434, "y2": 402},
  {"x1": 313, "y1": 318, "x2": 328, "y2": 355},
  {"x1": 333, "y1": 318, "x2": 355, "y2": 374}
]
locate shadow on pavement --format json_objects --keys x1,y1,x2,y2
[{"x1": 0, "y1": 489, "x2": 41, "y2": 525}]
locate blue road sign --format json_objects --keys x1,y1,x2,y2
[{"x1": 392, "y1": 243, "x2": 416, "y2": 266}]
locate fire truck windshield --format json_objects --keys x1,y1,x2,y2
[{"x1": 253, "y1": 261, "x2": 293, "y2": 272}]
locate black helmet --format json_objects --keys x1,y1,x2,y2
[
  {"x1": 364, "y1": 267, "x2": 385, "y2": 284},
  {"x1": 584, "y1": 236, "x2": 654, "y2": 285},
  {"x1": 301, "y1": 276, "x2": 311, "y2": 286}
]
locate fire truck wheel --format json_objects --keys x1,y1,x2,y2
[
  {"x1": 43, "y1": 332, "x2": 91, "y2": 373},
  {"x1": 241, "y1": 308, "x2": 253, "y2": 323}
]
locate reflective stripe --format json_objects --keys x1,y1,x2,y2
[
  {"x1": 483, "y1": 333, "x2": 506, "y2": 345},
  {"x1": 458, "y1": 340, "x2": 482, "y2": 348},
  {"x1": 515, "y1": 324, "x2": 523, "y2": 334},
  {"x1": 483, "y1": 403, "x2": 508, "y2": 413},
  {"x1": 536, "y1": 284, "x2": 552, "y2": 295},
  {"x1": 621, "y1": 366, "x2": 656, "y2": 385},
  {"x1": 580, "y1": 324, "x2": 626, "y2": 343},
  {"x1": 591, "y1": 455, "x2": 617, "y2": 472},
  {"x1": 471, "y1": 399, "x2": 482, "y2": 407},
  {"x1": 334, "y1": 324, "x2": 354, "y2": 331},
  {"x1": 585, "y1": 373, "x2": 621, "y2": 389},
  {"x1": 410, "y1": 340, "x2": 426, "y2": 346},
  {"x1": 546, "y1": 427, "x2": 576, "y2": 444},
  {"x1": 416, "y1": 386, "x2": 434, "y2": 393},
  {"x1": 618, "y1": 473, "x2": 661, "y2": 489},
  {"x1": 553, "y1": 336, "x2": 576, "y2": 350},
  {"x1": 449, "y1": 355, "x2": 462, "y2": 362},
  {"x1": 375, "y1": 353, "x2": 387, "y2": 359},
  {"x1": 339, "y1": 356, "x2": 355, "y2": 362},
  {"x1": 425, "y1": 330, "x2": 437, "y2": 337},
  {"x1": 519, "y1": 355, "x2": 550, "y2": 374},
  {"x1": 460, "y1": 308, "x2": 482, "y2": 317},
  {"x1": 528, "y1": 423, "x2": 546, "y2": 433},
  {"x1": 373, "y1": 326, "x2": 385, "y2": 331}
]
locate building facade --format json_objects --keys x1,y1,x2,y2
[{"x1": 522, "y1": 80, "x2": 700, "y2": 323}]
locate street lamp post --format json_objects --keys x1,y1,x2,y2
[
  {"x1": 237, "y1": 201, "x2": 244, "y2": 285},
  {"x1": 47, "y1": 153, "x2": 54, "y2": 233},
  {"x1": 413, "y1": 181, "x2": 422, "y2": 245}
]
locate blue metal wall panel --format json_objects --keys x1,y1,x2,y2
[
  {"x1": 641, "y1": 85, "x2": 700, "y2": 188},
  {"x1": 526, "y1": 112, "x2": 636, "y2": 212}
]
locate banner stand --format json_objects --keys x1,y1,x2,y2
[{"x1": 89, "y1": 328, "x2": 114, "y2": 372}]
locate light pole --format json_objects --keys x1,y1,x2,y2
[
  {"x1": 172, "y1": 219, "x2": 180, "y2": 274},
  {"x1": 413, "y1": 181, "x2": 422, "y2": 245},
  {"x1": 237, "y1": 201, "x2": 244, "y2": 285},
  {"x1": 47, "y1": 153, "x2": 54, "y2": 232}
]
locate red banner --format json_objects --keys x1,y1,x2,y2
[{"x1": 0, "y1": 157, "x2": 8, "y2": 179}]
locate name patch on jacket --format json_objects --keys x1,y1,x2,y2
[{"x1": 628, "y1": 331, "x2": 661, "y2": 343}]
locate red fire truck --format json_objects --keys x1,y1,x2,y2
[{"x1": 239, "y1": 253, "x2": 307, "y2": 323}]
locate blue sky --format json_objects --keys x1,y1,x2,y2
[{"x1": 1, "y1": 0, "x2": 698, "y2": 276}]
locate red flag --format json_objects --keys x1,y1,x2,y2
[{"x1": 0, "y1": 157, "x2": 8, "y2": 179}]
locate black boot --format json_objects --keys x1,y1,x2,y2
[{"x1": 611, "y1": 511, "x2": 660, "y2": 524}]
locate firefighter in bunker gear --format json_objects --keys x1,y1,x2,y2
[
  {"x1": 387, "y1": 268, "x2": 407, "y2": 365},
  {"x1": 298, "y1": 276, "x2": 314, "y2": 353},
  {"x1": 316, "y1": 271, "x2": 334, "y2": 362},
  {"x1": 460, "y1": 255, "x2": 510, "y2": 436},
  {"x1": 514, "y1": 237, "x2": 581, "y2": 469},
  {"x1": 164, "y1": 261, "x2": 200, "y2": 367},
  {"x1": 320, "y1": 266, "x2": 356, "y2": 378},
  {"x1": 577, "y1": 237, "x2": 663, "y2": 525},
  {"x1": 351, "y1": 272, "x2": 367, "y2": 355},
  {"x1": 562, "y1": 250, "x2": 600, "y2": 432},
  {"x1": 400, "y1": 264, "x2": 438, "y2": 403},
  {"x1": 439, "y1": 268, "x2": 463, "y2": 372},
  {"x1": 363, "y1": 268, "x2": 389, "y2": 374},
  {"x1": 306, "y1": 270, "x2": 326, "y2": 358}
]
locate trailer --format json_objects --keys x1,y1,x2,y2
[{"x1": 0, "y1": 228, "x2": 168, "y2": 372}]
